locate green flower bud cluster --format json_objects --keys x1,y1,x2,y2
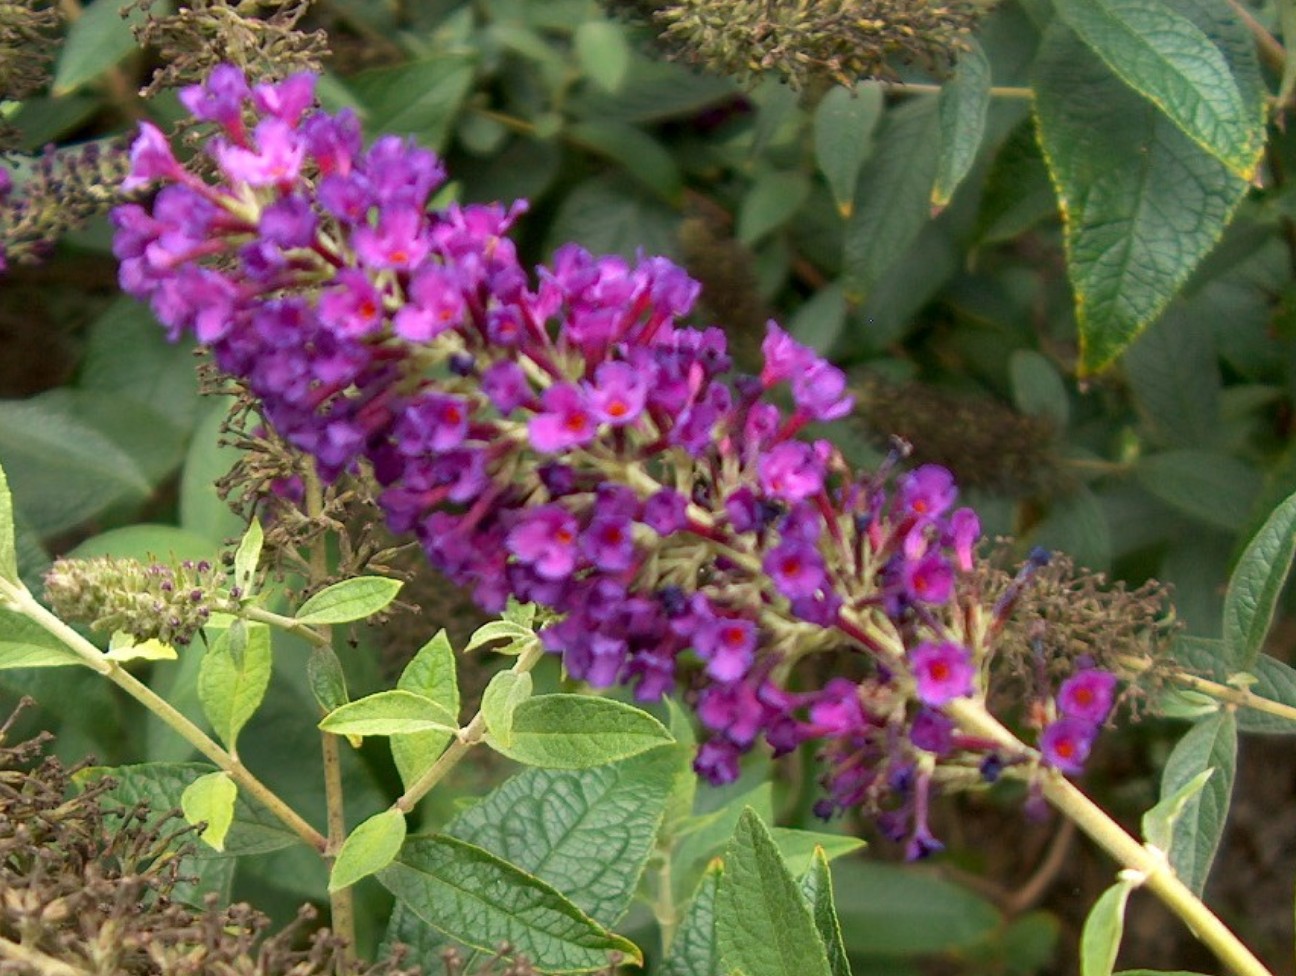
[
  {"x1": 43, "y1": 555, "x2": 232, "y2": 648},
  {"x1": 606, "y1": 0, "x2": 980, "y2": 88}
]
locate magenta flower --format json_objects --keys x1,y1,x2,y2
[
  {"x1": 214, "y1": 117, "x2": 305, "y2": 186},
  {"x1": 899, "y1": 464, "x2": 958, "y2": 519},
  {"x1": 758, "y1": 441, "x2": 826, "y2": 503},
  {"x1": 1057, "y1": 669, "x2": 1118, "y2": 724},
  {"x1": 760, "y1": 322, "x2": 812, "y2": 386},
  {"x1": 909, "y1": 642, "x2": 975, "y2": 705},
  {"x1": 481, "y1": 361, "x2": 533, "y2": 415},
  {"x1": 764, "y1": 539, "x2": 827, "y2": 600},
  {"x1": 318, "y1": 269, "x2": 385, "y2": 338},
  {"x1": 588, "y1": 361, "x2": 646, "y2": 426},
  {"x1": 529, "y1": 383, "x2": 597, "y2": 453},
  {"x1": 1039, "y1": 718, "x2": 1098, "y2": 774},
  {"x1": 695, "y1": 616, "x2": 757, "y2": 682},
  {"x1": 901, "y1": 553, "x2": 954, "y2": 605},
  {"x1": 580, "y1": 513, "x2": 636, "y2": 572},
  {"x1": 253, "y1": 73, "x2": 318, "y2": 126},
  {"x1": 354, "y1": 209, "x2": 430, "y2": 271},
  {"x1": 642, "y1": 489, "x2": 688, "y2": 535},
  {"x1": 506, "y1": 505, "x2": 581, "y2": 580},
  {"x1": 122, "y1": 122, "x2": 185, "y2": 191}
]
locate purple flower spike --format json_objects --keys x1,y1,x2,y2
[
  {"x1": 764, "y1": 539, "x2": 826, "y2": 600},
  {"x1": 1057, "y1": 669, "x2": 1118, "y2": 724},
  {"x1": 506, "y1": 505, "x2": 581, "y2": 580},
  {"x1": 1039, "y1": 717, "x2": 1098, "y2": 774},
  {"x1": 529, "y1": 383, "x2": 597, "y2": 453},
  {"x1": 909, "y1": 641, "x2": 975, "y2": 706}
]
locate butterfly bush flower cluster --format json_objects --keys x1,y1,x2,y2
[{"x1": 113, "y1": 66, "x2": 1117, "y2": 858}]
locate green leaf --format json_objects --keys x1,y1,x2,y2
[
  {"x1": 445, "y1": 745, "x2": 683, "y2": 924},
  {"x1": 738, "y1": 170, "x2": 811, "y2": 247},
  {"x1": 487, "y1": 694, "x2": 672, "y2": 768},
  {"x1": 800, "y1": 849, "x2": 853, "y2": 976},
  {"x1": 379, "y1": 835, "x2": 641, "y2": 971},
  {"x1": 465, "y1": 618, "x2": 538, "y2": 655},
  {"x1": 1122, "y1": 306, "x2": 1221, "y2": 449},
  {"x1": 0, "y1": 392, "x2": 151, "y2": 536},
  {"x1": 179, "y1": 400, "x2": 244, "y2": 546},
  {"x1": 53, "y1": 0, "x2": 168, "y2": 95},
  {"x1": 546, "y1": 174, "x2": 682, "y2": 262},
  {"x1": 933, "y1": 39, "x2": 991, "y2": 207},
  {"x1": 198, "y1": 621, "x2": 272, "y2": 752},
  {"x1": 1223, "y1": 490, "x2": 1296, "y2": 670},
  {"x1": 769, "y1": 828, "x2": 864, "y2": 878},
  {"x1": 0, "y1": 462, "x2": 16, "y2": 583},
  {"x1": 307, "y1": 644, "x2": 349, "y2": 714},
  {"x1": 565, "y1": 121, "x2": 681, "y2": 201},
  {"x1": 567, "y1": 58, "x2": 737, "y2": 125},
  {"x1": 319, "y1": 689, "x2": 457, "y2": 738},
  {"x1": 180, "y1": 771, "x2": 237, "y2": 852},
  {"x1": 842, "y1": 96, "x2": 941, "y2": 303},
  {"x1": 813, "y1": 85, "x2": 883, "y2": 218},
  {"x1": 1238, "y1": 654, "x2": 1296, "y2": 734},
  {"x1": 1080, "y1": 878, "x2": 1134, "y2": 976},
  {"x1": 1159, "y1": 712, "x2": 1237, "y2": 894},
  {"x1": 1010, "y1": 350, "x2": 1070, "y2": 428},
  {"x1": 391, "y1": 630, "x2": 459, "y2": 791},
  {"x1": 574, "y1": 21, "x2": 631, "y2": 94},
  {"x1": 82, "y1": 761, "x2": 296, "y2": 856},
  {"x1": 0, "y1": 608, "x2": 83, "y2": 670},
  {"x1": 1053, "y1": 0, "x2": 1262, "y2": 177},
  {"x1": 481, "y1": 670, "x2": 533, "y2": 748},
  {"x1": 1141, "y1": 768, "x2": 1212, "y2": 852},
  {"x1": 348, "y1": 57, "x2": 475, "y2": 150},
  {"x1": 1134, "y1": 450, "x2": 1260, "y2": 532},
  {"x1": 68, "y1": 525, "x2": 215, "y2": 564},
  {"x1": 331, "y1": 808, "x2": 407, "y2": 891},
  {"x1": 1032, "y1": 23, "x2": 1250, "y2": 374},
  {"x1": 662, "y1": 865, "x2": 722, "y2": 976},
  {"x1": 295, "y1": 576, "x2": 403, "y2": 625},
  {"x1": 232, "y1": 519, "x2": 263, "y2": 596},
  {"x1": 789, "y1": 282, "x2": 847, "y2": 354},
  {"x1": 716, "y1": 809, "x2": 832, "y2": 976}
]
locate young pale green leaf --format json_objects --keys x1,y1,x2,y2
[
  {"x1": 232, "y1": 519, "x2": 263, "y2": 596},
  {"x1": 0, "y1": 461, "x2": 16, "y2": 583},
  {"x1": 179, "y1": 770, "x2": 237, "y2": 852},
  {"x1": 105, "y1": 631, "x2": 177, "y2": 663},
  {"x1": 799, "y1": 848, "x2": 853, "y2": 976},
  {"x1": 53, "y1": 0, "x2": 167, "y2": 95},
  {"x1": 1080, "y1": 878, "x2": 1134, "y2": 976},
  {"x1": 198, "y1": 621, "x2": 272, "y2": 752},
  {"x1": 717, "y1": 809, "x2": 833, "y2": 976},
  {"x1": 1159, "y1": 712, "x2": 1237, "y2": 894},
  {"x1": 0, "y1": 608, "x2": 83, "y2": 670},
  {"x1": 1033, "y1": 23, "x2": 1250, "y2": 374},
  {"x1": 465, "y1": 618, "x2": 536, "y2": 655},
  {"x1": 481, "y1": 670, "x2": 533, "y2": 748},
  {"x1": 769, "y1": 828, "x2": 864, "y2": 878},
  {"x1": 83, "y1": 761, "x2": 296, "y2": 856},
  {"x1": 444, "y1": 745, "x2": 684, "y2": 925},
  {"x1": 1141, "y1": 768, "x2": 1213, "y2": 853},
  {"x1": 574, "y1": 20, "x2": 631, "y2": 94},
  {"x1": 391, "y1": 630, "x2": 459, "y2": 789},
  {"x1": 487, "y1": 694, "x2": 672, "y2": 769},
  {"x1": 379, "y1": 835, "x2": 641, "y2": 971},
  {"x1": 307, "y1": 644, "x2": 349, "y2": 713},
  {"x1": 502, "y1": 597, "x2": 537, "y2": 628},
  {"x1": 842, "y1": 96, "x2": 941, "y2": 303},
  {"x1": 932, "y1": 39, "x2": 990, "y2": 208},
  {"x1": 319, "y1": 689, "x2": 458, "y2": 738},
  {"x1": 813, "y1": 85, "x2": 883, "y2": 218},
  {"x1": 661, "y1": 864, "x2": 722, "y2": 976},
  {"x1": 330, "y1": 809, "x2": 407, "y2": 892},
  {"x1": 1223, "y1": 490, "x2": 1296, "y2": 670},
  {"x1": 295, "y1": 576, "x2": 403, "y2": 625},
  {"x1": 1054, "y1": 0, "x2": 1262, "y2": 178}
]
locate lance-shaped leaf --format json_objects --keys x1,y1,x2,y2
[
  {"x1": 180, "y1": 771, "x2": 237, "y2": 852},
  {"x1": 661, "y1": 865, "x2": 722, "y2": 976},
  {"x1": 319, "y1": 689, "x2": 458, "y2": 738},
  {"x1": 330, "y1": 808, "x2": 407, "y2": 891},
  {"x1": 379, "y1": 835, "x2": 641, "y2": 972},
  {"x1": 1080, "y1": 878, "x2": 1135, "y2": 976},
  {"x1": 390, "y1": 630, "x2": 459, "y2": 790},
  {"x1": 487, "y1": 694, "x2": 672, "y2": 768},
  {"x1": 0, "y1": 461, "x2": 16, "y2": 583},
  {"x1": 716, "y1": 810, "x2": 832, "y2": 976},
  {"x1": 232, "y1": 519, "x2": 263, "y2": 596},
  {"x1": 1054, "y1": 0, "x2": 1262, "y2": 177},
  {"x1": 1033, "y1": 22, "x2": 1251, "y2": 374},
  {"x1": 800, "y1": 849, "x2": 853, "y2": 976},
  {"x1": 814, "y1": 85, "x2": 883, "y2": 218},
  {"x1": 198, "y1": 621, "x2": 272, "y2": 752},
  {"x1": 1224, "y1": 489, "x2": 1296, "y2": 670},
  {"x1": 933, "y1": 39, "x2": 990, "y2": 208},
  {"x1": 1159, "y1": 712, "x2": 1237, "y2": 894},
  {"x1": 295, "y1": 576, "x2": 403, "y2": 625}
]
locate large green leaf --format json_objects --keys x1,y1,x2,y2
[
  {"x1": 1122, "y1": 306, "x2": 1221, "y2": 449},
  {"x1": 0, "y1": 392, "x2": 151, "y2": 536},
  {"x1": 391, "y1": 630, "x2": 460, "y2": 791},
  {"x1": 1032, "y1": 24, "x2": 1250, "y2": 374},
  {"x1": 487, "y1": 694, "x2": 673, "y2": 768},
  {"x1": 53, "y1": 0, "x2": 169, "y2": 95},
  {"x1": 179, "y1": 400, "x2": 245, "y2": 546},
  {"x1": 0, "y1": 608, "x2": 83, "y2": 670},
  {"x1": 1134, "y1": 450, "x2": 1260, "y2": 533},
  {"x1": 1080, "y1": 879, "x2": 1134, "y2": 976},
  {"x1": 716, "y1": 809, "x2": 832, "y2": 976},
  {"x1": 67, "y1": 525, "x2": 216, "y2": 563},
  {"x1": 565, "y1": 121, "x2": 682, "y2": 201},
  {"x1": 933, "y1": 39, "x2": 991, "y2": 208},
  {"x1": 814, "y1": 86, "x2": 883, "y2": 218},
  {"x1": 661, "y1": 865, "x2": 722, "y2": 976},
  {"x1": 82, "y1": 761, "x2": 298, "y2": 856},
  {"x1": 379, "y1": 835, "x2": 640, "y2": 972},
  {"x1": 198, "y1": 621, "x2": 272, "y2": 752},
  {"x1": 1223, "y1": 490, "x2": 1296, "y2": 670},
  {"x1": 1159, "y1": 712, "x2": 1237, "y2": 895},
  {"x1": 348, "y1": 57, "x2": 475, "y2": 150},
  {"x1": 1054, "y1": 0, "x2": 1262, "y2": 177},
  {"x1": 800, "y1": 849, "x2": 853, "y2": 976},
  {"x1": 842, "y1": 97, "x2": 941, "y2": 303}
]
